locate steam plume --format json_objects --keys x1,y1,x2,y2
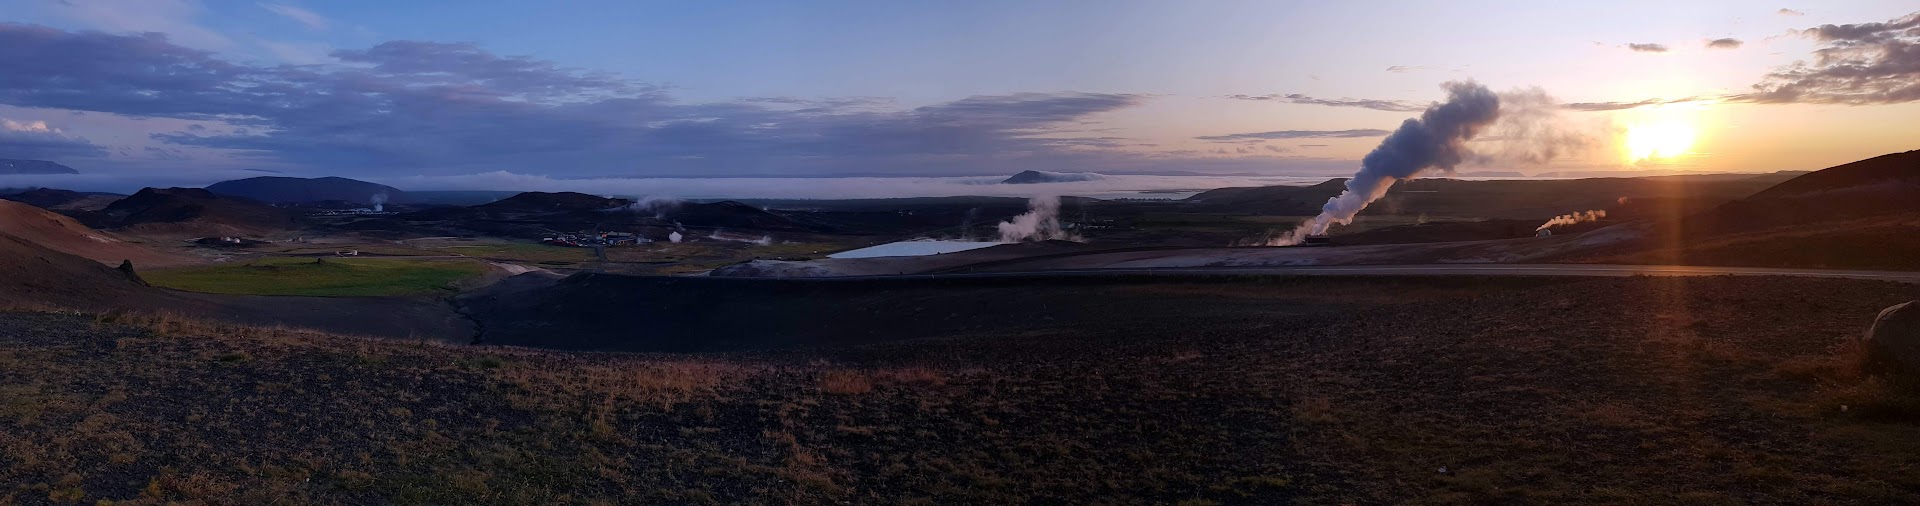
[
  {"x1": 623, "y1": 196, "x2": 684, "y2": 219},
  {"x1": 1262, "y1": 81, "x2": 1502, "y2": 246},
  {"x1": 708, "y1": 229, "x2": 773, "y2": 246},
  {"x1": 1536, "y1": 210, "x2": 1606, "y2": 231},
  {"x1": 370, "y1": 192, "x2": 388, "y2": 212},
  {"x1": 997, "y1": 196, "x2": 1080, "y2": 242}
]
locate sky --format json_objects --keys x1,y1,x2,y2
[{"x1": 0, "y1": 0, "x2": 1917, "y2": 193}]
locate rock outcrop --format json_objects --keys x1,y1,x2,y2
[{"x1": 1865, "y1": 301, "x2": 1920, "y2": 372}]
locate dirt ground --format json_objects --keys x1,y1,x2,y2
[{"x1": 7, "y1": 275, "x2": 1920, "y2": 504}]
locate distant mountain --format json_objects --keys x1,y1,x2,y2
[
  {"x1": 1001, "y1": 170, "x2": 1105, "y2": 184},
  {"x1": 0, "y1": 188, "x2": 124, "y2": 211},
  {"x1": 206, "y1": 176, "x2": 404, "y2": 205},
  {"x1": 475, "y1": 192, "x2": 633, "y2": 212},
  {"x1": 1457, "y1": 171, "x2": 1525, "y2": 177},
  {"x1": 0, "y1": 159, "x2": 78, "y2": 175}
]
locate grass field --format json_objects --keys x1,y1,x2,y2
[{"x1": 144, "y1": 257, "x2": 491, "y2": 297}]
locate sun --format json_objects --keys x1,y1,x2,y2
[
  {"x1": 1619, "y1": 104, "x2": 1703, "y2": 164},
  {"x1": 1624, "y1": 121, "x2": 1696, "y2": 162}
]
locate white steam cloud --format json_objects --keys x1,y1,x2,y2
[
  {"x1": 707, "y1": 229, "x2": 773, "y2": 246},
  {"x1": 996, "y1": 195, "x2": 1080, "y2": 242},
  {"x1": 1260, "y1": 81, "x2": 1503, "y2": 246},
  {"x1": 369, "y1": 192, "x2": 387, "y2": 212},
  {"x1": 1536, "y1": 209, "x2": 1606, "y2": 231},
  {"x1": 620, "y1": 195, "x2": 684, "y2": 218}
]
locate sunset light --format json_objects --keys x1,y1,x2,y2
[{"x1": 1621, "y1": 104, "x2": 1703, "y2": 163}]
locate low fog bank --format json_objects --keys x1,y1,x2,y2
[{"x1": 8, "y1": 168, "x2": 1735, "y2": 201}]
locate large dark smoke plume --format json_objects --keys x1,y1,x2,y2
[{"x1": 1261, "y1": 81, "x2": 1501, "y2": 246}]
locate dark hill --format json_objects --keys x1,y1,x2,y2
[
  {"x1": 476, "y1": 192, "x2": 632, "y2": 212},
  {"x1": 1746, "y1": 150, "x2": 1920, "y2": 200},
  {"x1": 1001, "y1": 170, "x2": 1104, "y2": 184},
  {"x1": 0, "y1": 188, "x2": 124, "y2": 211},
  {"x1": 1185, "y1": 178, "x2": 1346, "y2": 214},
  {"x1": 206, "y1": 176, "x2": 405, "y2": 205},
  {"x1": 89, "y1": 187, "x2": 294, "y2": 233},
  {"x1": 0, "y1": 159, "x2": 78, "y2": 174},
  {"x1": 1569, "y1": 150, "x2": 1920, "y2": 270},
  {"x1": 658, "y1": 200, "x2": 815, "y2": 231},
  {"x1": 1694, "y1": 150, "x2": 1920, "y2": 233}
]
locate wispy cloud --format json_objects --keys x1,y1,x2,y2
[
  {"x1": 1224, "y1": 94, "x2": 1424, "y2": 112},
  {"x1": 1778, "y1": 8, "x2": 1804, "y2": 16},
  {"x1": 1196, "y1": 129, "x2": 1392, "y2": 142},
  {"x1": 259, "y1": 3, "x2": 329, "y2": 31},
  {"x1": 1561, "y1": 96, "x2": 1712, "y2": 111},
  {"x1": 1705, "y1": 38, "x2": 1743, "y2": 49},
  {"x1": 1626, "y1": 43, "x2": 1669, "y2": 53}
]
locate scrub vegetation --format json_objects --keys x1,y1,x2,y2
[
  {"x1": 142, "y1": 257, "x2": 490, "y2": 297},
  {"x1": 4, "y1": 275, "x2": 1920, "y2": 504}
]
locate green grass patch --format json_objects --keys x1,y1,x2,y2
[{"x1": 145, "y1": 257, "x2": 490, "y2": 297}]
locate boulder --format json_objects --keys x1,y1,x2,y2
[{"x1": 1865, "y1": 301, "x2": 1920, "y2": 372}]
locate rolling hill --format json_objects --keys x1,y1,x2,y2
[
  {"x1": 0, "y1": 187, "x2": 124, "y2": 211},
  {"x1": 0, "y1": 229, "x2": 151, "y2": 308},
  {"x1": 85, "y1": 187, "x2": 295, "y2": 235},
  {"x1": 653, "y1": 200, "x2": 818, "y2": 231},
  {"x1": 1575, "y1": 150, "x2": 1920, "y2": 269},
  {"x1": 206, "y1": 176, "x2": 405, "y2": 205},
  {"x1": 474, "y1": 191, "x2": 632, "y2": 212},
  {"x1": 0, "y1": 200, "x2": 192, "y2": 267}
]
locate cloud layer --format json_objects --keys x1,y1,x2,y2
[
  {"x1": 1739, "y1": 11, "x2": 1920, "y2": 104},
  {"x1": 0, "y1": 118, "x2": 107, "y2": 159},
  {"x1": 0, "y1": 23, "x2": 1173, "y2": 177}
]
